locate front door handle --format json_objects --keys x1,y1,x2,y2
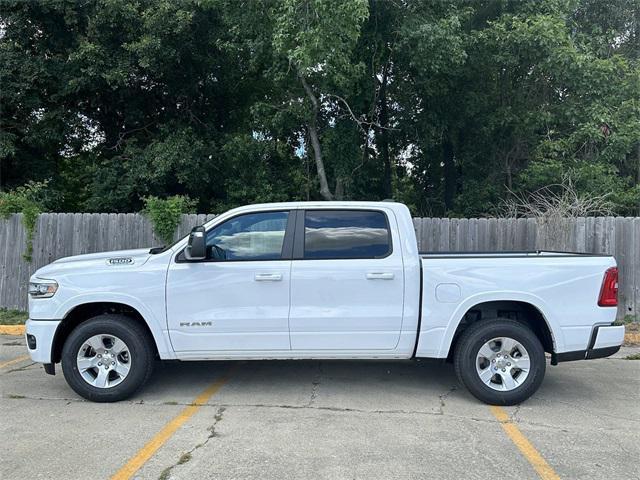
[
  {"x1": 366, "y1": 272, "x2": 395, "y2": 280},
  {"x1": 254, "y1": 273, "x2": 283, "y2": 282}
]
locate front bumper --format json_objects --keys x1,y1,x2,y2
[
  {"x1": 553, "y1": 324, "x2": 625, "y2": 363},
  {"x1": 25, "y1": 319, "x2": 61, "y2": 364}
]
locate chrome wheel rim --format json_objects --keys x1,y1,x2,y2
[
  {"x1": 475, "y1": 337, "x2": 530, "y2": 391},
  {"x1": 77, "y1": 334, "x2": 132, "y2": 389}
]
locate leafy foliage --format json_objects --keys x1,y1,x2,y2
[
  {"x1": 0, "y1": 181, "x2": 48, "y2": 261},
  {"x1": 273, "y1": 0, "x2": 368, "y2": 84},
  {"x1": 142, "y1": 195, "x2": 196, "y2": 246},
  {"x1": 0, "y1": 308, "x2": 28, "y2": 325},
  {"x1": 1, "y1": 0, "x2": 638, "y2": 216}
]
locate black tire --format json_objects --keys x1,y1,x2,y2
[
  {"x1": 61, "y1": 314, "x2": 155, "y2": 402},
  {"x1": 454, "y1": 318, "x2": 545, "y2": 405}
]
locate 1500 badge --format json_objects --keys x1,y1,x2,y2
[{"x1": 107, "y1": 257, "x2": 134, "y2": 265}]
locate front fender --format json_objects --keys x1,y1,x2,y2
[{"x1": 53, "y1": 292, "x2": 174, "y2": 359}]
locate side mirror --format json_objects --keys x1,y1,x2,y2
[{"x1": 184, "y1": 225, "x2": 206, "y2": 260}]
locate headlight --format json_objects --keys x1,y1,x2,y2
[{"x1": 28, "y1": 280, "x2": 58, "y2": 298}]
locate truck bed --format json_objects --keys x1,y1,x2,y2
[{"x1": 415, "y1": 250, "x2": 617, "y2": 358}]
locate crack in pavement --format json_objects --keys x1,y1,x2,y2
[
  {"x1": 438, "y1": 385, "x2": 458, "y2": 414},
  {"x1": 3, "y1": 394, "x2": 634, "y2": 435},
  {"x1": 509, "y1": 404, "x2": 521, "y2": 423},
  {"x1": 157, "y1": 407, "x2": 226, "y2": 480},
  {"x1": 195, "y1": 402, "x2": 589, "y2": 433},
  {"x1": 220, "y1": 402, "x2": 443, "y2": 416},
  {"x1": 306, "y1": 361, "x2": 323, "y2": 407},
  {"x1": 4, "y1": 362, "x2": 37, "y2": 374}
]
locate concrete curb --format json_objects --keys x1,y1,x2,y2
[{"x1": 0, "y1": 325, "x2": 25, "y2": 335}]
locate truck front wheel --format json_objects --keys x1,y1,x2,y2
[
  {"x1": 61, "y1": 314, "x2": 155, "y2": 402},
  {"x1": 454, "y1": 319, "x2": 546, "y2": 405}
]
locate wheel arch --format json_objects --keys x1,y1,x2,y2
[
  {"x1": 444, "y1": 299, "x2": 558, "y2": 360},
  {"x1": 51, "y1": 302, "x2": 162, "y2": 364}
]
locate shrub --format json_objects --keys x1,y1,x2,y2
[{"x1": 142, "y1": 195, "x2": 196, "y2": 245}]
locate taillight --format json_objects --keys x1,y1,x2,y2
[{"x1": 598, "y1": 267, "x2": 618, "y2": 307}]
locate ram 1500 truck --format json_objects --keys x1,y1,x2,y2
[{"x1": 26, "y1": 201, "x2": 624, "y2": 404}]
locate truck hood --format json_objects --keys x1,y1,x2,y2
[{"x1": 32, "y1": 248, "x2": 153, "y2": 279}]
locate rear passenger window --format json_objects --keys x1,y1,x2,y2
[{"x1": 303, "y1": 210, "x2": 391, "y2": 259}]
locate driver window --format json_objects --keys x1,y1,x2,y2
[{"x1": 205, "y1": 211, "x2": 289, "y2": 261}]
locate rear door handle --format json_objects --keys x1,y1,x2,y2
[
  {"x1": 366, "y1": 272, "x2": 394, "y2": 280},
  {"x1": 254, "y1": 273, "x2": 283, "y2": 282}
]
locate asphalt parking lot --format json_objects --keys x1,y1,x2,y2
[{"x1": 1, "y1": 335, "x2": 639, "y2": 480}]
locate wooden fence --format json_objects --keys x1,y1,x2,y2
[{"x1": 1, "y1": 213, "x2": 638, "y2": 319}]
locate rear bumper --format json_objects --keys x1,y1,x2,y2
[
  {"x1": 553, "y1": 345, "x2": 621, "y2": 363},
  {"x1": 25, "y1": 319, "x2": 61, "y2": 365},
  {"x1": 591, "y1": 324, "x2": 625, "y2": 349},
  {"x1": 553, "y1": 324, "x2": 624, "y2": 364}
]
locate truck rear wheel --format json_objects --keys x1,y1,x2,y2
[
  {"x1": 454, "y1": 319, "x2": 545, "y2": 405},
  {"x1": 61, "y1": 314, "x2": 154, "y2": 402}
]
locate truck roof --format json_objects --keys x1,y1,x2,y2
[
  {"x1": 224, "y1": 200, "x2": 408, "y2": 215},
  {"x1": 234, "y1": 200, "x2": 403, "y2": 208}
]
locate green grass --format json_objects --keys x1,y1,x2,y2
[
  {"x1": 625, "y1": 353, "x2": 640, "y2": 360},
  {"x1": 0, "y1": 309, "x2": 27, "y2": 325},
  {"x1": 614, "y1": 314, "x2": 638, "y2": 326},
  {"x1": 158, "y1": 466, "x2": 172, "y2": 480},
  {"x1": 158, "y1": 453, "x2": 192, "y2": 480}
]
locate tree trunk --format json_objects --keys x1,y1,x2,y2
[
  {"x1": 443, "y1": 133, "x2": 455, "y2": 213},
  {"x1": 505, "y1": 157, "x2": 513, "y2": 190},
  {"x1": 636, "y1": 142, "x2": 640, "y2": 186},
  {"x1": 378, "y1": 63, "x2": 392, "y2": 199},
  {"x1": 636, "y1": 142, "x2": 640, "y2": 215},
  {"x1": 299, "y1": 73, "x2": 333, "y2": 201},
  {"x1": 335, "y1": 177, "x2": 345, "y2": 200}
]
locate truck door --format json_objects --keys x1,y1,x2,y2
[
  {"x1": 166, "y1": 210, "x2": 294, "y2": 352},
  {"x1": 289, "y1": 208, "x2": 404, "y2": 350}
]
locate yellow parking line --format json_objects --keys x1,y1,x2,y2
[
  {"x1": 111, "y1": 364, "x2": 238, "y2": 480},
  {"x1": 490, "y1": 406, "x2": 561, "y2": 480},
  {"x1": 0, "y1": 325, "x2": 25, "y2": 335},
  {"x1": 0, "y1": 355, "x2": 30, "y2": 369}
]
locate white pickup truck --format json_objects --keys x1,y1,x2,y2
[{"x1": 26, "y1": 201, "x2": 624, "y2": 404}]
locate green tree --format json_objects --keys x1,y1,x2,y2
[
  {"x1": 1, "y1": 0, "x2": 638, "y2": 216},
  {"x1": 270, "y1": 0, "x2": 369, "y2": 200}
]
